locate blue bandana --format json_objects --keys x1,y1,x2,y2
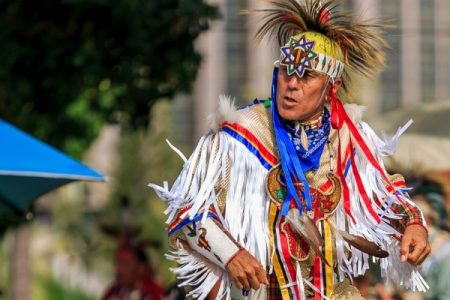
[{"x1": 284, "y1": 108, "x2": 330, "y2": 172}]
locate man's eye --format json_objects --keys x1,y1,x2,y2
[
  {"x1": 302, "y1": 72, "x2": 312, "y2": 80},
  {"x1": 304, "y1": 71, "x2": 315, "y2": 78}
]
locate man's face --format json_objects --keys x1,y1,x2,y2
[
  {"x1": 115, "y1": 248, "x2": 140, "y2": 288},
  {"x1": 276, "y1": 67, "x2": 330, "y2": 121}
]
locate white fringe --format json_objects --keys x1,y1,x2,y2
[
  {"x1": 166, "y1": 245, "x2": 231, "y2": 300},
  {"x1": 149, "y1": 130, "x2": 271, "y2": 299},
  {"x1": 295, "y1": 261, "x2": 306, "y2": 300}
]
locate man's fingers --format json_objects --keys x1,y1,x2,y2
[
  {"x1": 245, "y1": 264, "x2": 266, "y2": 289},
  {"x1": 407, "y1": 242, "x2": 427, "y2": 265},
  {"x1": 401, "y1": 224, "x2": 430, "y2": 264},
  {"x1": 238, "y1": 275, "x2": 251, "y2": 290},
  {"x1": 256, "y1": 268, "x2": 269, "y2": 285},
  {"x1": 226, "y1": 249, "x2": 269, "y2": 291},
  {"x1": 415, "y1": 244, "x2": 431, "y2": 266},
  {"x1": 247, "y1": 273, "x2": 261, "y2": 290},
  {"x1": 400, "y1": 235, "x2": 412, "y2": 262},
  {"x1": 233, "y1": 278, "x2": 244, "y2": 290},
  {"x1": 232, "y1": 266, "x2": 267, "y2": 291}
]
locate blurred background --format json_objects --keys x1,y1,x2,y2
[{"x1": 0, "y1": 0, "x2": 449, "y2": 299}]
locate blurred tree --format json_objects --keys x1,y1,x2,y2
[
  {"x1": 100, "y1": 100, "x2": 185, "y2": 283},
  {"x1": 0, "y1": 0, "x2": 218, "y2": 158},
  {"x1": 35, "y1": 275, "x2": 96, "y2": 300}
]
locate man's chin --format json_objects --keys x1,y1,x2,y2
[{"x1": 278, "y1": 111, "x2": 302, "y2": 121}]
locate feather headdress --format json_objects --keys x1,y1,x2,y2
[{"x1": 245, "y1": 0, "x2": 388, "y2": 88}]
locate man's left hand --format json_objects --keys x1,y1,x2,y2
[{"x1": 400, "y1": 224, "x2": 431, "y2": 265}]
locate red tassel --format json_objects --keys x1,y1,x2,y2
[
  {"x1": 330, "y1": 89, "x2": 354, "y2": 222},
  {"x1": 336, "y1": 130, "x2": 355, "y2": 223}
]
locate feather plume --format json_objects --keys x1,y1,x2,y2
[
  {"x1": 328, "y1": 219, "x2": 389, "y2": 258},
  {"x1": 286, "y1": 208, "x2": 331, "y2": 267},
  {"x1": 207, "y1": 95, "x2": 240, "y2": 132},
  {"x1": 243, "y1": 0, "x2": 389, "y2": 91}
]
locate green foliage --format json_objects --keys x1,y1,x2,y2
[
  {"x1": 100, "y1": 100, "x2": 187, "y2": 283},
  {"x1": 0, "y1": 0, "x2": 218, "y2": 158},
  {"x1": 34, "y1": 275, "x2": 96, "y2": 300}
]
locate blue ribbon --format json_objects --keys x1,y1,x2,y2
[{"x1": 271, "y1": 66, "x2": 312, "y2": 216}]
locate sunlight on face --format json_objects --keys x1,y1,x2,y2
[{"x1": 276, "y1": 67, "x2": 330, "y2": 121}]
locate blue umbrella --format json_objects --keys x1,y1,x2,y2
[{"x1": 0, "y1": 118, "x2": 105, "y2": 217}]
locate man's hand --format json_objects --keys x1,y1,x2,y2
[
  {"x1": 400, "y1": 224, "x2": 431, "y2": 265},
  {"x1": 225, "y1": 249, "x2": 269, "y2": 291}
]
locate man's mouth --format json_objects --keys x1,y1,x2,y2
[{"x1": 284, "y1": 96, "x2": 297, "y2": 103}]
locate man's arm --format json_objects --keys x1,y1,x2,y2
[{"x1": 387, "y1": 176, "x2": 431, "y2": 265}]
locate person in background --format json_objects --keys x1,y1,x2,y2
[
  {"x1": 410, "y1": 179, "x2": 450, "y2": 300},
  {"x1": 102, "y1": 242, "x2": 164, "y2": 300}
]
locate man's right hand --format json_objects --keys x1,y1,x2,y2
[{"x1": 225, "y1": 249, "x2": 269, "y2": 290}]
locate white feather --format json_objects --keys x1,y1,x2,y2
[
  {"x1": 208, "y1": 95, "x2": 241, "y2": 132},
  {"x1": 344, "y1": 103, "x2": 366, "y2": 123}
]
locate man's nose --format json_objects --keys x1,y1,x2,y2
[{"x1": 287, "y1": 74, "x2": 303, "y2": 89}]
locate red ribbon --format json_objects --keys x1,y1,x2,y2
[
  {"x1": 313, "y1": 255, "x2": 322, "y2": 300},
  {"x1": 349, "y1": 140, "x2": 381, "y2": 223},
  {"x1": 330, "y1": 92, "x2": 392, "y2": 187},
  {"x1": 336, "y1": 129, "x2": 355, "y2": 223}
]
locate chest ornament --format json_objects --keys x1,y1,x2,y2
[{"x1": 266, "y1": 164, "x2": 341, "y2": 219}]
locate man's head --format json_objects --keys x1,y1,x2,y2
[{"x1": 275, "y1": 31, "x2": 343, "y2": 121}]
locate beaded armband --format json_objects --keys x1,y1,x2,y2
[{"x1": 181, "y1": 217, "x2": 242, "y2": 269}]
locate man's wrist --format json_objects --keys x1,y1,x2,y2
[
  {"x1": 405, "y1": 222, "x2": 428, "y2": 235},
  {"x1": 225, "y1": 248, "x2": 246, "y2": 270}
]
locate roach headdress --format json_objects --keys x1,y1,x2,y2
[{"x1": 248, "y1": 0, "x2": 388, "y2": 90}]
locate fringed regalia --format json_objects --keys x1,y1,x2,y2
[{"x1": 149, "y1": 1, "x2": 428, "y2": 299}]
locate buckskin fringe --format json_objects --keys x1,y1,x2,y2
[{"x1": 150, "y1": 130, "x2": 272, "y2": 299}]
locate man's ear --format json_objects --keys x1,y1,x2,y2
[{"x1": 332, "y1": 77, "x2": 343, "y2": 94}]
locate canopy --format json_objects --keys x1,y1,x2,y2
[{"x1": 0, "y1": 118, "x2": 105, "y2": 217}]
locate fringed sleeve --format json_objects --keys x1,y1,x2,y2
[
  {"x1": 149, "y1": 125, "x2": 272, "y2": 299},
  {"x1": 332, "y1": 120, "x2": 428, "y2": 292}
]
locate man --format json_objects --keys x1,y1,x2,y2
[
  {"x1": 102, "y1": 243, "x2": 164, "y2": 300},
  {"x1": 150, "y1": 0, "x2": 430, "y2": 299}
]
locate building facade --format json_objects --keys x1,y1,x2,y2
[{"x1": 182, "y1": 0, "x2": 450, "y2": 143}]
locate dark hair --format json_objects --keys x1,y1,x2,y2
[
  {"x1": 133, "y1": 245, "x2": 148, "y2": 263},
  {"x1": 407, "y1": 176, "x2": 449, "y2": 230},
  {"x1": 117, "y1": 243, "x2": 148, "y2": 263},
  {"x1": 407, "y1": 177, "x2": 444, "y2": 198}
]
